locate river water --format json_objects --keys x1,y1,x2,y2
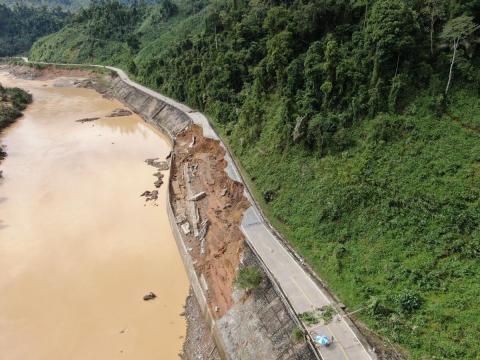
[{"x1": 0, "y1": 73, "x2": 189, "y2": 359}]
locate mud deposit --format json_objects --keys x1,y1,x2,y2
[{"x1": 0, "y1": 73, "x2": 189, "y2": 360}]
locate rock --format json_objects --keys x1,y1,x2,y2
[
  {"x1": 154, "y1": 179, "x2": 164, "y2": 188},
  {"x1": 175, "y1": 214, "x2": 187, "y2": 224},
  {"x1": 181, "y1": 222, "x2": 191, "y2": 235},
  {"x1": 143, "y1": 292, "x2": 157, "y2": 301},
  {"x1": 140, "y1": 190, "x2": 158, "y2": 201},
  {"x1": 189, "y1": 191, "x2": 206, "y2": 201},
  {"x1": 145, "y1": 158, "x2": 169, "y2": 170},
  {"x1": 108, "y1": 108, "x2": 132, "y2": 117},
  {"x1": 220, "y1": 188, "x2": 228, "y2": 196},
  {"x1": 292, "y1": 116, "x2": 306, "y2": 142},
  {"x1": 75, "y1": 117, "x2": 100, "y2": 123}
]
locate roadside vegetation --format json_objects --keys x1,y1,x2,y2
[
  {"x1": 29, "y1": 0, "x2": 480, "y2": 358},
  {"x1": 235, "y1": 266, "x2": 262, "y2": 292}
]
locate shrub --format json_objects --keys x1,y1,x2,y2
[
  {"x1": 299, "y1": 311, "x2": 319, "y2": 325},
  {"x1": 370, "y1": 114, "x2": 415, "y2": 143},
  {"x1": 235, "y1": 266, "x2": 262, "y2": 292},
  {"x1": 291, "y1": 326, "x2": 304, "y2": 343},
  {"x1": 396, "y1": 290, "x2": 422, "y2": 313},
  {"x1": 319, "y1": 305, "x2": 337, "y2": 324}
]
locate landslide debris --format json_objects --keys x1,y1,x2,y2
[
  {"x1": 170, "y1": 125, "x2": 249, "y2": 317},
  {"x1": 75, "y1": 117, "x2": 99, "y2": 123},
  {"x1": 107, "y1": 108, "x2": 132, "y2": 117},
  {"x1": 140, "y1": 190, "x2": 158, "y2": 201}
]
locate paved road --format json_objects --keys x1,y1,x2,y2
[
  {"x1": 18, "y1": 57, "x2": 376, "y2": 360},
  {"x1": 242, "y1": 207, "x2": 373, "y2": 360}
]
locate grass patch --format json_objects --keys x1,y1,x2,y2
[{"x1": 235, "y1": 266, "x2": 262, "y2": 292}]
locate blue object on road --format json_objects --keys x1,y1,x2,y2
[{"x1": 314, "y1": 335, "x2": 331, "y2": 346}]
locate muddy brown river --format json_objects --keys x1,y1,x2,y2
[{"x1": 0, "y1": 73, "x2": 189, "y2": 359}]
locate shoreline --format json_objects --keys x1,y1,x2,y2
[
  {"x1": 0, "y1": 77, "x2": 32, "y2": 165},
  {"x1": 0, "y1": 64, "x2": 216, "y2": 359},
  {"x1": 0, "y1": 67, "x2": 188, "y2": 358},
  {"x1": 181, "y1": 288, "x2": 221, "y2": 360}
]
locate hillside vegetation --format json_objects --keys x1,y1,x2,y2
[
  {"x1": 31, "y1": 0, "x2": 208, "y2": 68},
  {"x1": 0, "y1": 84, "x2": 32, "y2": 159},
  {"x1": 0, "y1": 3, "x2": 69, "y2": 56},
  {"x1": 0, "y1": 0, "x2": 94, "y2": 10},
  {"x1": 30, "y1": 0, "x2": 480, "y2": 358}
]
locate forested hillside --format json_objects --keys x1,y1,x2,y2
[
  {"x1": 0, "y1": 0, "x2": 85, "y2": 9},
  {"x1": 30, "y1": 0, "x2": 208, "y2": 67},
  {"x1": 30, "y1": 1, "x2": 480, "y2": 358},
  {"x1": 0, "y1": 4, "x2": 68, "y2": 56}
]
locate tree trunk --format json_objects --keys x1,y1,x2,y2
[
  {"x1": 445, "y1": 38, "x2": 458, "y2": 95},
  {"x1": 364, "y1": 2, "x2": 368, "y2": 28},
  {"x1": 430, "y1": 13, "x2": 434, "y2": 55},
  {"x1": 394, "y1": 54, "x2": 400, "y2": 77}
]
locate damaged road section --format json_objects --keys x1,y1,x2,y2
[{"x1": 170, "y1": 125, "x2": 250, "y2": 317}]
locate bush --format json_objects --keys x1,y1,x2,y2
[
  {"x1": 235, "y1": 266, "x2": 262, "y2": 292},
  {"x1": 291, "y1": 326, "x2": 304, "y2": 343},
  {"x1": 319, "y1": 305, "x2": 336, "y2": 324},
  {"x1": 370, "y1": 114, "x2": 415, "y2": 143},
  {"x1": 299, "y1": 311, "x2": 319, "y2": 325},
  {"x1": 396, "y1": 290, "x2": 422, "y2": 313}
]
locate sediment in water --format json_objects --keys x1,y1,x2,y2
[{"x1": 0, "y1": 68, "x2": 189, "y2": 360}]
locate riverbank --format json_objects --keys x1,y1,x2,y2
[
  {"x1": 181, "y1": 288, "x2": 221, "y2": 360},
  {"x1": 0, "y1": 67, "x2": 189, "y2": 359},
  {"x1": 0, "y1": 64, "x2": 222, "y2": 359},
  {"x1": 0, "y1": 81, "x2": 32, "y2": 162}
]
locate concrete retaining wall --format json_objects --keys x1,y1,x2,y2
[{"x1": 111, "y1": 77, "x2": 190, "y2": 139}]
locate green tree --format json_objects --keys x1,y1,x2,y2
[
  {"x1": 422, "y1": 0, "x2": 446, "y2": 55},
  {"x1": 366, "y1": 0, "x2": 418, "y2": 83},
  {"x1": 441, "y1": 15, "x2": 479, "y2": 95}
]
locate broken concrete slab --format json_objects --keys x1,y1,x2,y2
[
  {"x1": 189, "y1": 191, "x2": 206, "y2": 201},
  {"x1": 181, "y1": 222, "x2": 191, "y2": 235}
]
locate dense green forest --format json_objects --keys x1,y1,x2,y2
[
  {"x1": 0, "y1": 0, "x2": 88, "y2": 10},
  {"x1": 0, "y1": 0, "x2": 160, "y2": 10},
  {"x1": 30, "y1": 0, "x2": 480, "y2": 358},
  {"x1": 30, "y1": 0, "x2": 208, "y2": 66},
  {"x1": 0, "y1": 3, "x2": 69, "y2": 56}
]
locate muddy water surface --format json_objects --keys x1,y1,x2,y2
[{"x1": 0, "y1": 73, "x2": 189, "y2": 360}]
